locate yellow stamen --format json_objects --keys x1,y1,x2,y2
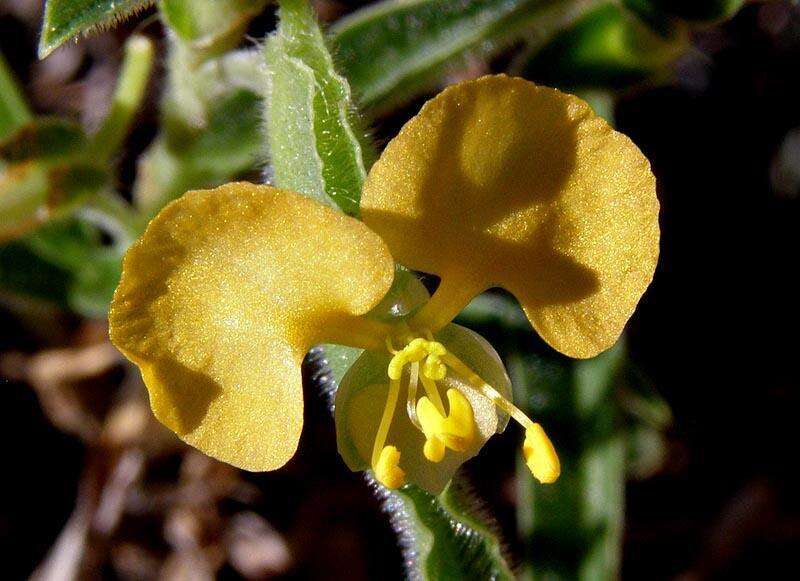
[
  {"x1": 523, "y1": 424, "x2": 561, "y2": 484},
  {"x1": 374, "y1": 445, "x2": 406, "y2": 489},
  {"x1": 381, "y1": 333, "x2": 557, "y2": 483},
  {"x1": 416, "y1": 388, "x2": 477, "y2": 462},
  {"x1": 419, "y1": 374, "x2": 447, "y2": 416},
  {"x1": 441, "y1": 352, "x2": 534, "y2": 429},
  {"x1": 441, "y1": 351, "x2": 560, "y2": 484},
  {"x1": 371, "y1": 377, "x2": 401, "y2": 468},
  {"x1": 406, "y1": 361, "x2": 421, "y2": 430}
]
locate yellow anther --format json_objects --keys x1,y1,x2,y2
[
  {"x1": 422, "y1": 354, "x2": 447, "y2": 380},
  {"x1": 374, "y1": 445, "x2": 406, "y2": 489},
  {"x1": 416, "y1": 388, "x2": 477, "y2": 462},
  {"x1": 427, "y1": 341, "x2": 446, "y2": 356},
  {"x1": 387, "y1": 337, "x2": 449, "y2": 380},
  {"x1": 522, "y1": 423, "x2": 561, "y2": 484}
]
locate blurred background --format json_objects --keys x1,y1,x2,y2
[{"x1": 1, "y1": 0, "x2": 798, "y2": 579}]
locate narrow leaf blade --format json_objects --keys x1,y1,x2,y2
[
  {"x1": 39, "y1": 0, "x2": 154, "y2": 58},
  {"x1": 332, "y1": 0, "x2": 597, "y2": 113}
]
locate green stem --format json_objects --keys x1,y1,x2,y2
[
  {"x1": 90, "y1": 35, "x2": 154, "y2": 162},
  {"x1": 0, "y1": 51, "x2": 33, "y2": 140}
]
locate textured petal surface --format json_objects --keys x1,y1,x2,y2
[
  {"x1": 361, "y1": 75, "x2": 659, "y2": 358},
  {"x1": 110, "y1": 183, "x2": 394, "y2": 471},
  {"x1": 334, "y1": 324, "x2": 511, "y2": 494}
]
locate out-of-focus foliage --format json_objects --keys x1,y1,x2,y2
[
  {"x1": 457, "y1": 292, "x2": 671, "y2": 579},
  {"x1": 629, "y1": 0, "x2": 745, "y2": 22},
  {"x1": 0, "y1": 119, "x2": 108, "y2": 241},
  {"x1": 0, "y1": 52, "x2": 32, "y2": 139},
  {"x1": 134, "y1": 54, "x2": 264, "y2": 217},
  {"x1": 159, "y1": 0, "x2": 267, "y2": 62},
  {"x1": 522, "y1": 2, "x2": 688, "y2": 88}
]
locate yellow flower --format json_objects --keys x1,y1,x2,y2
[{"x1": 109, "y1": 76, "x2": 659, "y2": 493}]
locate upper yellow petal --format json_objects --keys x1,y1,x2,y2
[
  {"x1": 361, "y1": 75, "x2": 659, "y2": 358},
  {"x1": 110, "y1": 183, "x2": 394, "y2": 471}
]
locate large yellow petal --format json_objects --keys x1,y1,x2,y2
[
  {"x1": 361, "y1": 75, "x2": 659, "y2": 358},
  {"x1": 110, "y1": 183, "x2": 394, "y2": 471}
]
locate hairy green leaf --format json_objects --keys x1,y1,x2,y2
[
  {"x1": 265, "y1": 0, "x2": 370, "y2": 215},
  {"x1": 39, "y1": 0, "x2": 154, "y2": 58},
  {"x1": 390, "y1": 482, "x2": 515, "y2": 581},
  {"x1": 332, "y1": 0, "x2": 598, "y2": 114}
]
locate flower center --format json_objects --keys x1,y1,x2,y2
[{"x1": 370, "y1": 326, "x2": 561, "y2": 489}]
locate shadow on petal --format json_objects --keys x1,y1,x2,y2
[{"x1": 143, "y1": 358, "x2": 223, "y2": 436}]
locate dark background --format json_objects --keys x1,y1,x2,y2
[{"x1": 1, "y1": 1, "x2": 798, "y2": 579}]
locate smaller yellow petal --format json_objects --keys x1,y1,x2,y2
[
  {"x1": 523, "y1": 423, "x2": 561, "y2": 484},
  {"x1": 416, "y1": 388, "x2": 477, "y2": 457}
]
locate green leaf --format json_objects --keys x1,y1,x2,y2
[
  {"x1": 265, "y1": 0, "x2": 370, "y2": 215},
  {"x1": 89, "y1": 35, "x2": 155, "y2": 162},
  {"x1": 26, "y1": 219, "x2": 122, "y2": 317},
  {"x1": 0, "y1": 240, "x2": 70, "y2": 305},
  {"x1": 512, "y1": 343, "x2": 626, "y2": 581},
  {"x1": 39, "y1": 0, "x2": 154, "y2": 58},
  {"x1": 0, "y1": 51, "x2": 32, "y2": 140},
  {"x1": 331, "y1": 0, "x2": 599, "y2": 114}
]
